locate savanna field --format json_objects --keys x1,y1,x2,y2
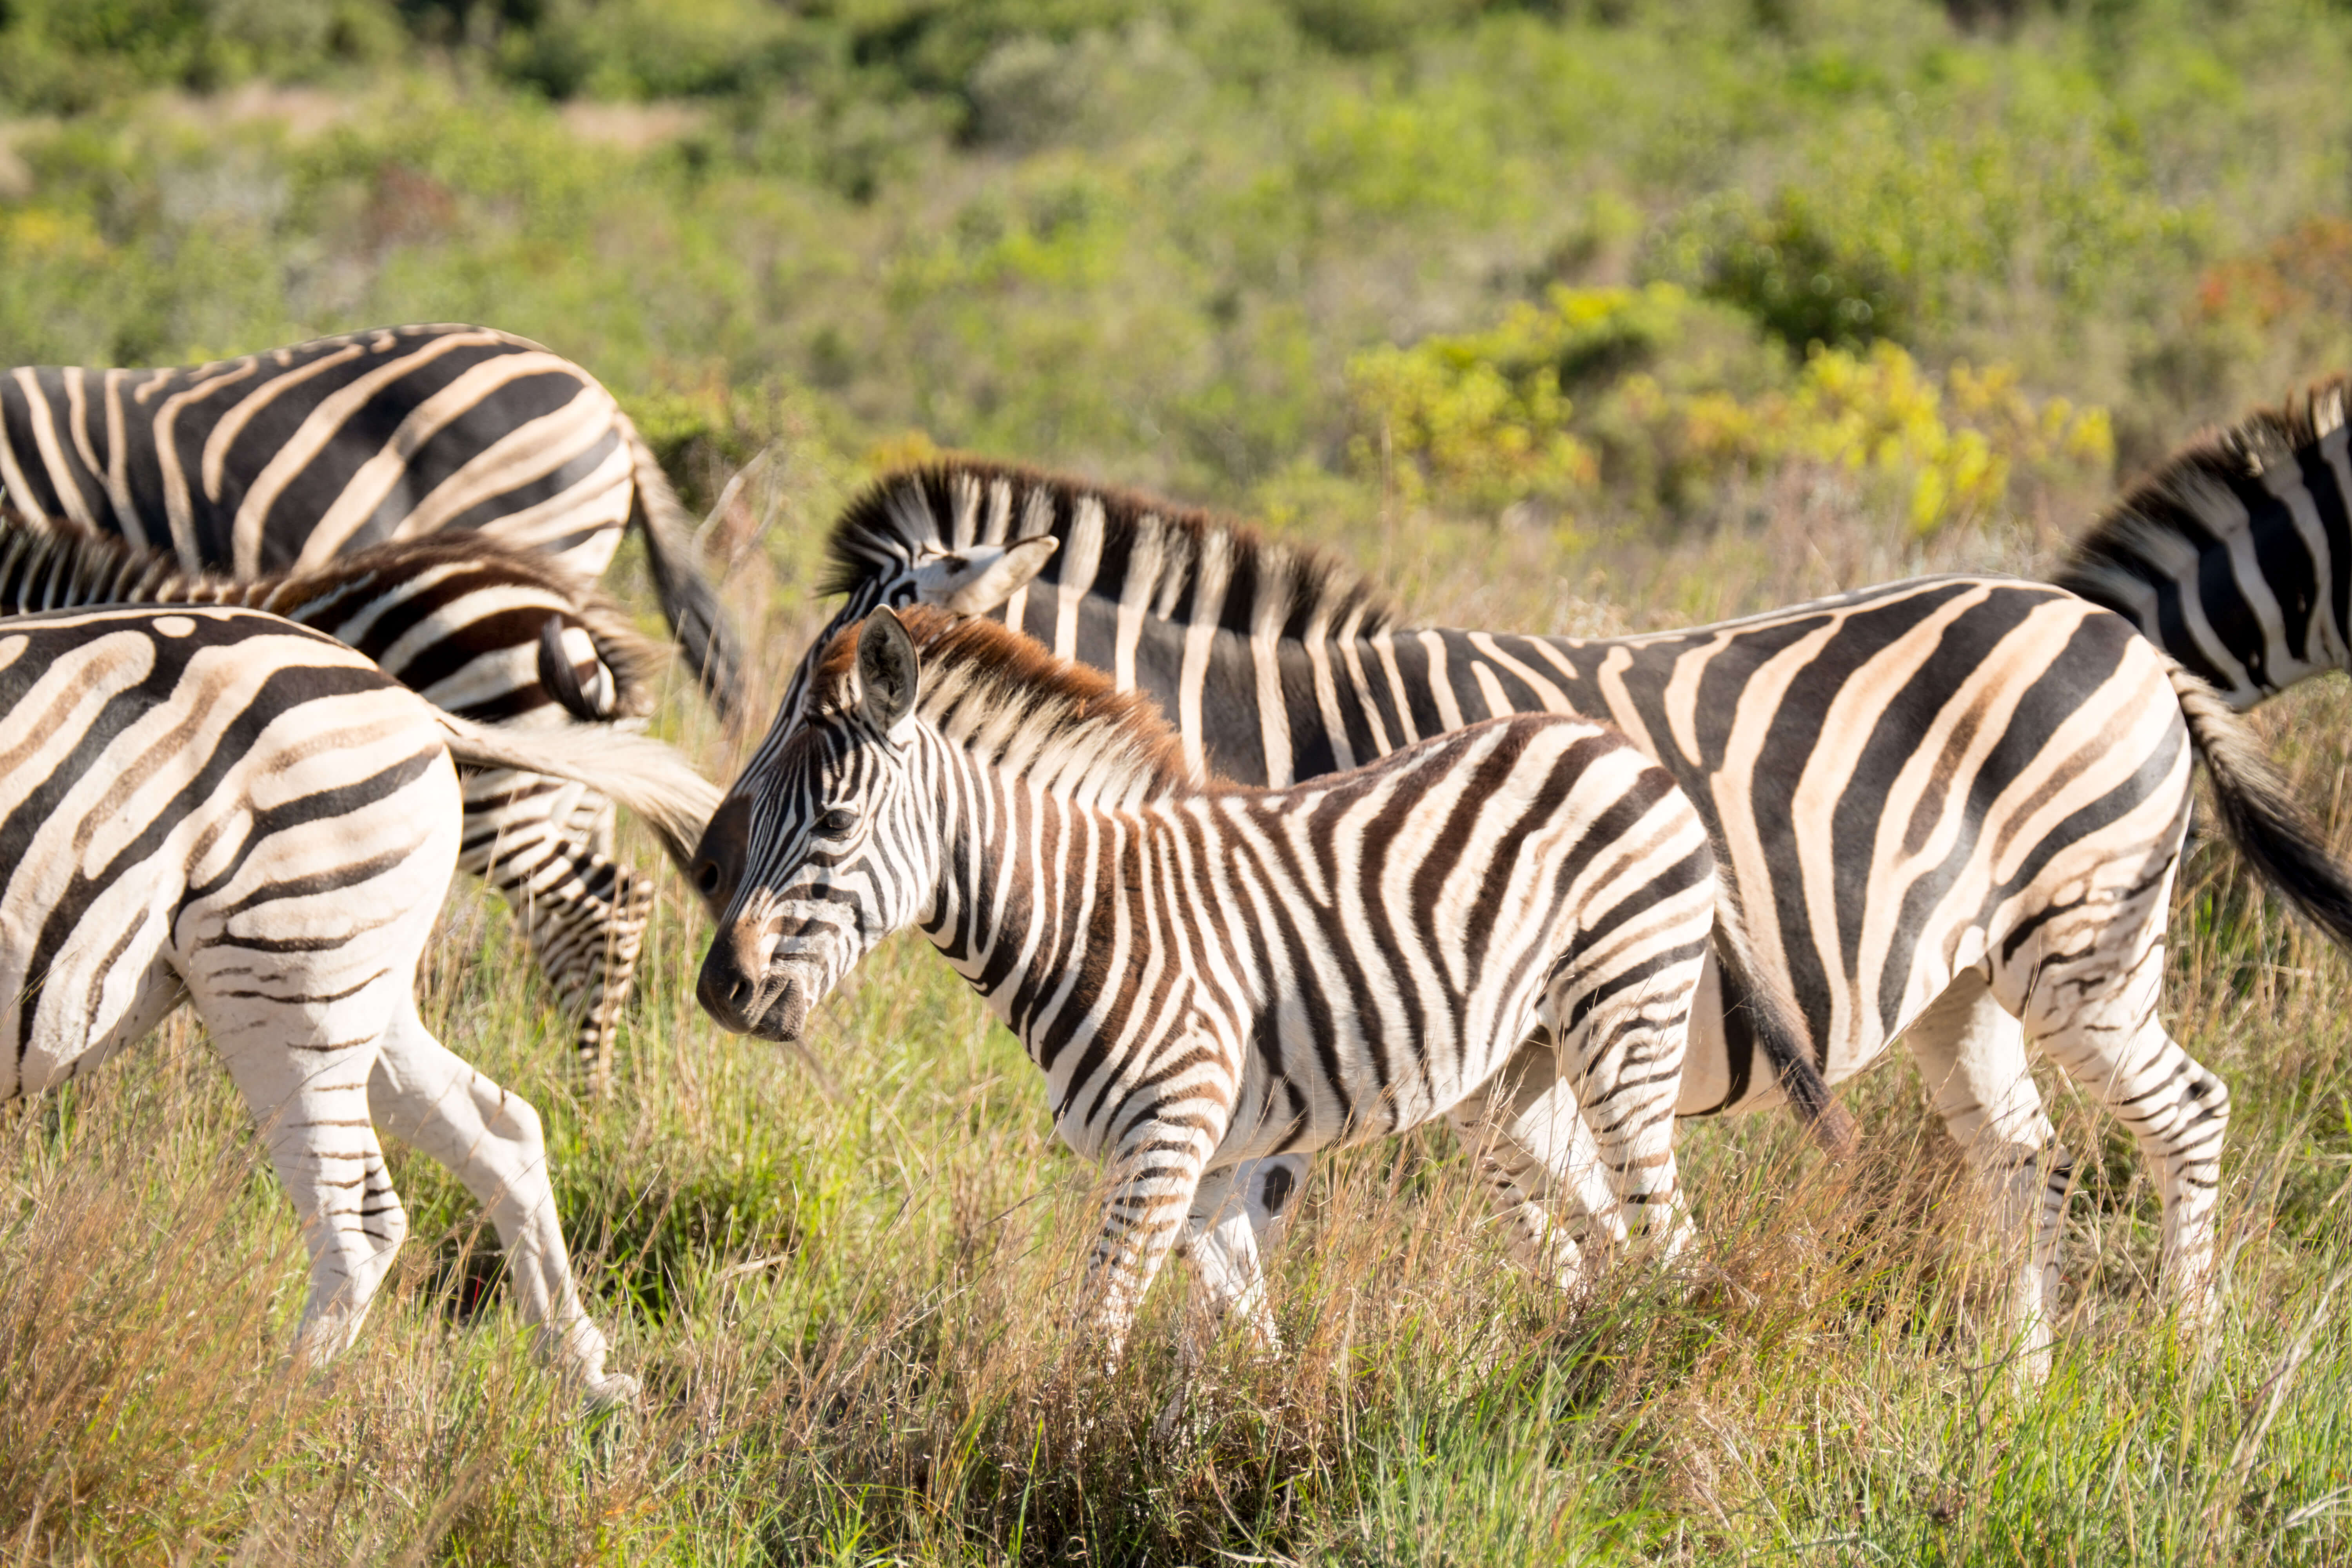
[{"x1": 9, "y1": 0, "x2": 2352, "y2": 1560}]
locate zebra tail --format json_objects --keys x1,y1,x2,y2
[
  {"x1": 618, "y1": 414, "x2": 744, "y2": 726},
  {"x1": 1710, "y1": 878, "x2": 1860, "y2": 1161},
  {"x1": 433, "y1": 711, "x2": 723, "y2": 874},
  {"x1": 2167, "y1": 661, "x2": 2352, "y2": 948}
]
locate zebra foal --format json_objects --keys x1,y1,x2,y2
[
  {"x1": 0, "y1": 511, "x2": 679, "y2": 1088},
  {"x1": 695, "y1": 607, "x2": 1821, "y2": 1356},
  {"x1": 0, "y1": 604, "x2": 718, "y2": 1401},
  {"x1": 759, "y1": 459, "x2": 2343, "y2": 1369}
]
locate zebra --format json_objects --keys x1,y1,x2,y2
[
  {"x1": 695, "y1": 605, "x2": 1833, "y2": 1357},
  {"x1": 0, "y1": 508, "x2": 683, "y2": 1091},
  {"x1": 2058, "y1": 376, "x2": 2352, "y2": 722},
  {"x1": 730, "y1": 457, "x2": 2352, "y2": 1367},
  {"x1": 0, "y1": 324, "x2": 740, "y2": 718},
  {"x1": 0, "y1": 604, "x2": 718, "y2": 1403}
]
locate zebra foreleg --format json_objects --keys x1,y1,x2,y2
[
  {"x1": 1077, "y1": 1105, "x2": 1232, "y2": 1367},
  {"x1": 370, "y1": 1001, "x2": 637, "y2": 1406},
  {"x1": 1903, "y1": 969, "x2": 2071, "y2": 1376},
  {"x1": 1174, "y1": 1163, "x2": 1283, "y2": 1360}
]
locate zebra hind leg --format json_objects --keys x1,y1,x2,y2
[
  {"x1": 1443, "y1": 1039, "x2": 1621, "y2": 1293},
  {"x1": 370, "y1": 1000, "x2": 637, "y2": 1406},
  {"x1": 1902, "y1": 970, "x2": 2072, "y2": 1378}
]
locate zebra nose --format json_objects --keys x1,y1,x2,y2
[{"x1": 696, "y1": 924, "x2": 773, "y2": 1033}]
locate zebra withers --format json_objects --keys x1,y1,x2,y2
[
  {"x1": 754, "y1": 458, "x2": 2332, "y2": 1366},
  {"x1": 695, "y1": 606, "x2": 1826, "y2": 1356},
  {"x1": 0, "y1": 511, "x2": 683, "y2": 1089},
  {"x1": 0, "y1": 323, "x2": 742, "y2": 718},
  {"x1": 0, "y1": 605, "x2": 717, "y2": 1401}
]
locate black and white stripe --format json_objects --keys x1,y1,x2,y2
[
  {"x1": 0, "y1": 606, "x2": 715, "y2": 1401},
  {"x1": 698, "y1": 606, "x2": 1818, "y2": 1354},
  {"x1": 0, "y1": 323, "x2": 740, "y2": 718},
  {"x1": 757, "y1": 459, "x2": 2339, "y2": 1365},
  {"x1": 0, "y1": 511, "x2": 693, "y2": 1090}
]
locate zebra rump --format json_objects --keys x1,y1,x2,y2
[
  {"x1": 0, "y1": 605, "x2": 710, "y2": 1405},
  {"x1": 0, "y1": 323, "x2": 742, "y2": 719}
]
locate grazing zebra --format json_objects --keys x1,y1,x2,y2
[
  {"x1": 0, "y1": 510, "x2": 681, "y2": 1090},
  {"x1": 2058, "y1": 376, "x2": 2352, "y2": 724},
  {"x1": 0, "y1": 323, "x2": 740, "y2": 717},
  {"x1": 697, "y1": 606, "x2": 1827, "y2": 1356},
  {"x1": 0, "y1": 605, "x2": 717, "y2": 1402},
  {"x1": 741, "y1": 458, "x2": 2352, "y2": 1365}
]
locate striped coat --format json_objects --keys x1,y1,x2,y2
[
  {"x1": 0, "y1": 509, "x2": 686, "y2": 1088},
  {"x1": 0, "y1": 323, "x2": 740, "y2": 717},
  {"x1": 697, "y1": 607, "x2": 1819, "y2": 1354},
  {"x1": 0, "y1": 605, "x2": 713, "y2": 1400},
  {"x1": 751, "y1": 459, "x2": 2336, "y2": 1367}
]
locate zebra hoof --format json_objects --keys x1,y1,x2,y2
[{"x1": 580, "y1": 1369, "x2": 642, "y2": 1411}]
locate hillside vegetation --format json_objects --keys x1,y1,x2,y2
[{"x1": 6, "y1": 1, "x2": 2352, "y2": 1562}]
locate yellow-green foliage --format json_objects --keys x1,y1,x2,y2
[{"x1": 1349, "y1": 284, "x2": 2112, "y2": 533}]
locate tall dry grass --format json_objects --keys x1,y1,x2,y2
[{"x1": 1, "y1": 469, "x2": 2349, "y2": 1563}]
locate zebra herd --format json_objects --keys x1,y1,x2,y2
[{"x1": 4, "y1": 323, "x2": 2352, "y2": 1400}]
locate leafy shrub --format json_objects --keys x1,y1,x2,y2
[
  {"x1": 1348, "y1": 283, "x2": 2111, "y2": 532},
  {"x1": 1642, "y1": 189, "x2": 1909, "y2": 353}
]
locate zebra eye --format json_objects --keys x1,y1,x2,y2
[{"x1": 817, "y1": 806, "x2": 858, "y2": 837}]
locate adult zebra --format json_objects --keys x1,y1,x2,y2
[
  {"x1": 0, "y1": 605, "x2": 714, "y2": 1403},
  {"x1": 2058, "y1": 375, "x2": 2352, "y2": 744},
  {"x1": 697, "y1": 606, "x2": 1820, "y2": 1356},
  {"x1": 723, "y1": 458, "x2": 2352, "y2": 1365},
  {"x1": 0, "y1": 323, "x2": 740, "y2": 717},
  {"x1": 0, "y1": 510, "x2": 688, "y2": 1090}
]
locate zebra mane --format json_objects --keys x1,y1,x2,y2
[
  {"x1": 823, "y1": 457, "x2": 1402, "y2": 637},
  {"x1": 0, "y1": 505, "x2": 663, "y2": 717},
  {"x1": 810, "y1": 606, "x2": 1198, "y2": 805},
  {"x1": 2061, "y1": 376, "x2": 2352, "y2": 604}
]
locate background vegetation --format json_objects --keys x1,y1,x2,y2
[{"x1": 7, "y1": 0, "x2": 2352, "y2": 1561}]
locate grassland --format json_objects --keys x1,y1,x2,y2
[{"x1": 9, "y1": 0, "x2": 2352, "y2": 1561}]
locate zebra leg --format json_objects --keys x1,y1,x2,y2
[
  {"x1": 201, "y1": 1018, "x2": 405, "y2": 1368},
  {"x1": 2013, "y1": 933, "x2": 2229, "y2": 1340},
  {"x1": 1903, "y1": 970, "x2": 2071, "y2": 1374},
  {"x1": 1444, "y1": 1040, "x2": 1621, "y2": 1291},
  {"x1": 1080, "y1": 1109, "x2": 1229, "y2": 1366},
  {"x1": 459, "y1": 769, "x2": 652, "y2": 1093},
  {"x1": 370, "y1": 1000, "x2": 637, "y2": 1407},
  {"x1": 1174, "y1": 1163, "x2": 1281, "y2": 1359}
]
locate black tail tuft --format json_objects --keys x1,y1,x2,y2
[
  {"x1": 2170, "y1": 663, "x2": 2352, "y2": 949},
  {"x1": 1710, "y1": 881, "x2": 1860, "y2": 1161},
  {"x1": 620, "y1": 415, "x2": 745, "y2": 726}
]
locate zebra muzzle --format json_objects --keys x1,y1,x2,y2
[{"x1": 697, "y1": 926, "x2": 806, "y2": 1039}]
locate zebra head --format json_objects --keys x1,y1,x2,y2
[
  {"x1": 696, "y1": 608, "x2": 938, "y2": 1042},
  {"x1": 759, "y1": 533, "x2": 1059, "y2": 770}
]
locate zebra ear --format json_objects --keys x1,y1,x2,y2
[
  {"x1": 857, "y1": 607, "x2": 921, "y2": 740},
  {"x1": 911, "y1": 535, "x2": 1060, "y2": 616}
]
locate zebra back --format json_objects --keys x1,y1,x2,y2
[
  {"x1": 0, "y1": 505, "x2": 660, "y2": 728},
  {"x1": 0, "y1": 324, "x2": 740, "y2": 720}
]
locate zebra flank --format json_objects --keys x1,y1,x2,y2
[
  {"x1": 0, "y1": 507, "x2": 692, "y2": 1089},
  {"x1": 779, "y1": 457, "x2": 2279, "y2": 1370},
  {"x1": 0, "y1": 323, "x2": 741, "y2": 717},
  {"x1": 700, "y1": 605, "x2": 1755, "y2": 1355},
  {"x1": 0, "y1": 604, "x2": 640, "y2": 1405}
]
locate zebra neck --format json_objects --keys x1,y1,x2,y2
[
  {"x1": 0, "y1": 523, "x2": 267, "y2": 617},
  {"x1": 916, "y1": 745, "x2": 1164, "y2": 1087}
]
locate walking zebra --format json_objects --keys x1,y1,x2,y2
[
  {"x1": 697, "y1": 606, "x2": 1823, "y2": 1355},
  {"x1": 0, "y1": 323, "x2": 740, "y2": 717},
  {"x1": 738, "y1": 458, "x2": 2352, "y2": 1365},
  {"x1": 0, "y1": 605, "x2": 715, "y2": 1402},
  {"x1": 0, "y1": 510, "x2": 685, "y2": 1090}
]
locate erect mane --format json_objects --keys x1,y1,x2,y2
[
  {"x1": 0, "y1": 505, "x2": 662, "y2": 717},
  {"x1": 823, "y1": 457, "x2": 1402, "y2": 637},
  {"x1": 2060, "y1": 376, "x2": 2352, "y2": 603},
  {"x1": 811, "y1": 606, "x2": 1198, "y2": 805}
]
